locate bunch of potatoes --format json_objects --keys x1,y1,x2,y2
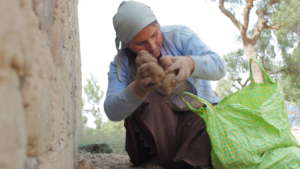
[
  {"x1": 135, "y1": 50, "x2": 204, "y2": 111},
  {"x1": 135, "y1": 50, "x2": 177, "y2": 95}
]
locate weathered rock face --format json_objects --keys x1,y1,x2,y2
[{"x1": 0, "y1": 0, "x2": 81, "y2": 169}]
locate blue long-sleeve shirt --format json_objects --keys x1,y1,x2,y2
[{"x1": 104, "y1": 25, "x2": 226, "y2": 121}]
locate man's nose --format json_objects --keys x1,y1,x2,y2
[{"x1": 146, "y1": 39, "x2": 156, "y2": 52}]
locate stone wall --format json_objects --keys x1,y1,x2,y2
[{"x1": 0, "y1": 0, "x2": 81, "y2": 169}]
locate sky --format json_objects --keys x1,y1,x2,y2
[{"x1": 78, "y1": 0, "x2": 242, "y2": 125}]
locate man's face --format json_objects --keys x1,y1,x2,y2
[{"x1": 128, "y1": 24, "x2": 163, "y2": 58}]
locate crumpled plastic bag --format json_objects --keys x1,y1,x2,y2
[{"x1": 183, "y1": 60, "x2": 300, "y2": 169}]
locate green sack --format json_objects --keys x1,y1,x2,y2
[{"x1": 183, "y1": 60, "x2": 300, "y2": 169}]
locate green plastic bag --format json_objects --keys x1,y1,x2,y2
[{"x1": 183, "y1": 60, "x2": 300, "y2": 169}]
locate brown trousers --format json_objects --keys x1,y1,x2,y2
[{"x1": 124, "y1": 91, "x2": 212, "y2": 169}]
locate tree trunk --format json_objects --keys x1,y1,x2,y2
[{"x1": 244, "y1": 44, "x2": 264, "y2": 83}]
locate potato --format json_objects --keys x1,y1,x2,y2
[
  {"x1": 158, "y1": 57, "x2": 177, "y2": 95},
  {"x1": 135, "y1": 50, "x2": 157, "y2": 67},
  {"x1": 136, "y1": 51, "x2": 165, "y2": 86}
]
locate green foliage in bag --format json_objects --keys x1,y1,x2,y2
[{"x1": 183, "y1": 61, "x2": 300, "y2": 169}]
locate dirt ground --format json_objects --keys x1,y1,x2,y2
[
  {"x1": 77, "y1": 128, "x2": 300, "y2": 169},
  {"x1": 77, "y1": 152, "x2": 163, "y2": 169}
]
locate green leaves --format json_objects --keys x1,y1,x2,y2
[
  {"x1": 84, "y1": 75, "x2": 103, "y2": 105},
  {"x1": 82, "y1": 75, "x2": 104, "y2": 129}
]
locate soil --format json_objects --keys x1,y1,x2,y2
[
  {"x1": 77, "y1": 129, "x2": 300, "y2": 169},
  {"x1": 77, "y1": 151, "x2": 163, "y2": 169}
]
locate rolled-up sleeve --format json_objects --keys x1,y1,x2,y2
[
  {"x1": 179, "y1": 27, "x2": 226, "y2": 80},
  {"x1": 104, "y1": 58, "x2": 143, "y2": 121}
]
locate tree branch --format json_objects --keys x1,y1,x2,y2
[
  {"x1": 219, "y1": 0, "x2": 243, "y2": 31},
  {"x1": 242, "y1": 77, "x2": 250, "y2": 87},
  {"x1": 250, "y1": 0, "x2": 280, "y2": 43},
  {"x1": 250, "y1": 8, "x2": 266, "y2": 43},
  {"x1": 242, "y1": 0, "x2": 255, "y2": 36},
  {"x1": 264, "y1": 24, "x2": 280, "y2": 30},
  {"x1": 269, "y1": 69, "x2": 285, "y2": 75},
  {"x1": 232, "y1": 83, "x2": 241, "y2": 90},
  {"x1": 236, "y1": 78, "x2": 243, "y2": 87}
]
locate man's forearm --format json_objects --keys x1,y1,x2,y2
[
  {"x1": 104, "y1": 83, "x2": 144, "y2": 121},
  {"x1": 190, "y1": 53, "x2": 226, "y2": 80}
]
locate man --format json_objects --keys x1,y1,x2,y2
[{"x1": 104, "y1": 1, "x2": 226, "y2": 169}]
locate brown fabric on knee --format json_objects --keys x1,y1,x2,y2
[
  {"x1": 124, "y1": 91, "x2": 212, "y2": 168},
  {"x1": 174, "y1": 111, "x2": 211, "y2": 168}
]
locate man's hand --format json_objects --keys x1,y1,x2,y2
[{"x1": 160, "y1": 56, "x2": 195, "y2": 83}]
